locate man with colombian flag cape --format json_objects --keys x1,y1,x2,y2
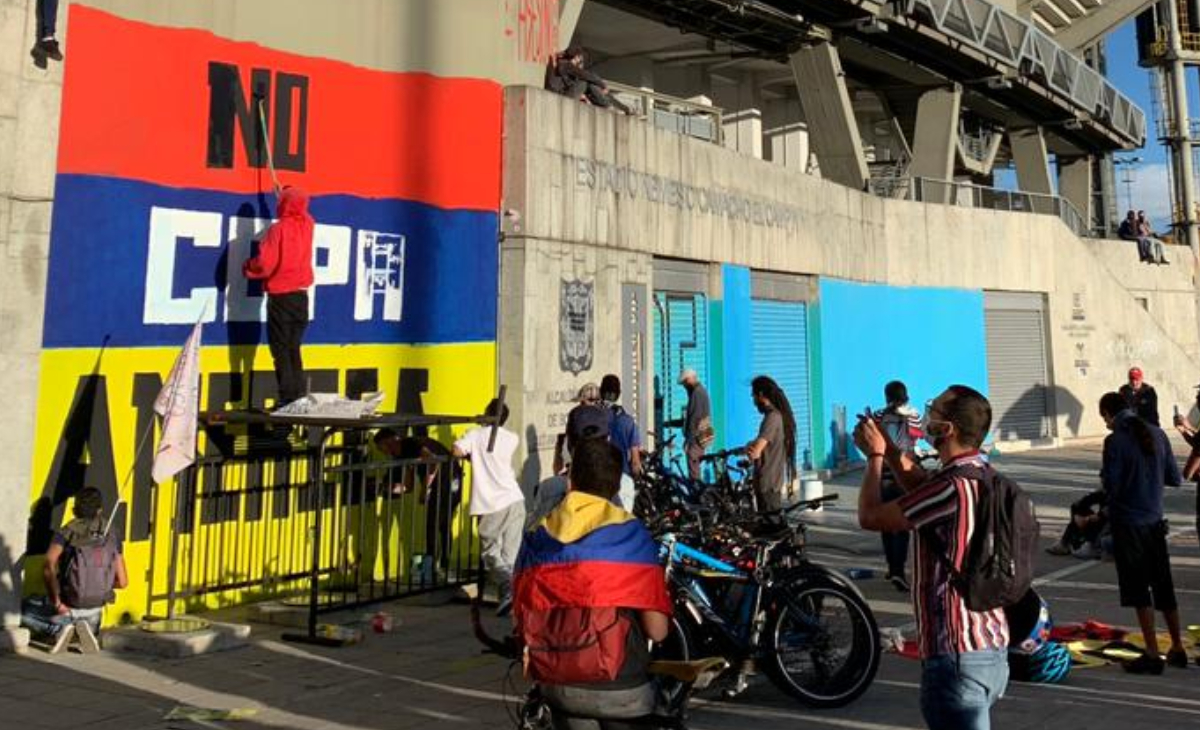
[{"x1": 513, "y1": 439, "x2": 671, "y2": 719}]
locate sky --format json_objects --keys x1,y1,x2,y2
[
  {"x1": 992, "y1": 20, "x2": 1178, "y2": 227},
  {"x1": 1106, "y1": 20, "x2": 1174, "y2": 226}
]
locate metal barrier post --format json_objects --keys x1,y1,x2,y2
[{"x1": 164, "y1": 466, "x2": 188, "y2": 620}]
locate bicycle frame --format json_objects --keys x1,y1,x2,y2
[{"x1": 660, "y1": 534, "x2": 769, "y2": 652}]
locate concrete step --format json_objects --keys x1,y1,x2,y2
[{"x1": 103, "y1": 620, "x2": 251, "y2": 658}]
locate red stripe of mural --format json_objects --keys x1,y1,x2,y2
[{"x1": 57, "y1": 6, "x2": 502, "y2": 211}]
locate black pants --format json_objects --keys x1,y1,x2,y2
[
  {"x1": 880, "y1": 481, "x2": 909, "y2": 576},
  {"x1": 1112, "y1": 520, "x2": 1178, "y2": 611},
  {"x1": 267, "y1": 291, "x2": 309, "y2": 404},
  {"x1": 37, "y1": 0, "x2": 58, "y2": 38}
]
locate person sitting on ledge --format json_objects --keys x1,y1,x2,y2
[{"x1": 546, "y1": 45, "x2": 634, "y2": 115}]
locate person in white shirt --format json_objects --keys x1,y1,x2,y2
[{"x1": 454, "y1": 399, "x2": 526, "y2": 616}]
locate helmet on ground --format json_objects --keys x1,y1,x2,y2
[
  {"x1": 1009, "y1": 640, "x2": 1072, "y2": 684},
  {"x1": 1005, "y1": 588, "x2": 1052, "y2": 655}
]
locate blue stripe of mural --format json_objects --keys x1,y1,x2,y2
[{"x1": 43, "y1": 175, "x2": 498, "y2": 348}]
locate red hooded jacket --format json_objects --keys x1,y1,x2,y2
[{"x1": 243, "y1": 187, "x2": 315, "y2": 294}]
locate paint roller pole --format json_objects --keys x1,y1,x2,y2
[
  {"x1": 257, "y1": 97, "x2": 282, "y2": 200},
  {"x1": 487, "y1": 385, "x2": 507, "y2": 453}
]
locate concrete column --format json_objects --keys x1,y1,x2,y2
[
  {"x1": 789, "y1": 43, "x2": 869, "y2": 191},
  {"x1": 1058, "y1": 156, "x2": 1094, "y2": 234},
  {"x1": 558, "y1": 0, "x2": 586, "y2": 49},
  {"x1": 0, "y1": 0, "x2": 59, "y2": 652},
  {"x1": 723, "y1": 109, "x2": 764, "y2": 160},
  {"x1": 1009, "y1": 127, "x2": 1056, "y2": 215},
  {"x1": 1164, "y1": 0, "x2": 1200, "y2": 255},
  {"x1": 910, "y1": 85, "x2": 962, "y2": 203}
]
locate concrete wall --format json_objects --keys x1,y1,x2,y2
[
  {"x1": 502, "y1": 87, "x2": 1200, "y2": 479},
  {"x1": 498, "y1": 238, "x2": 653, "y2": 488},
  {"x1": 0, "y1": 0, "x2": 64, "y2": 649}
]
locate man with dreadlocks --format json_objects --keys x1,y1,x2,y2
[{"x1": 746, "y1": 375, "x2": 797, "y2": 518}]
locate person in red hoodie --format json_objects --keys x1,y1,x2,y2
[{"x1": 243, "y1": 187, "x2": 315, "y2": 406}]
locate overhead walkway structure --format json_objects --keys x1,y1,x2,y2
[
  {"x1": 589, "y1": 0, "x2": 1146, "y2": 228},
  {"x1": 1021, "y1": 0, "x2": 1158, "y2": 51}
]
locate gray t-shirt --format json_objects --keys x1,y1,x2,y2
[{"x1": 756, "y1": 408, "x2": 788, "y2": 492}]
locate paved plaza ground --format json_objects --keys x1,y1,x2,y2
[{"x1": 2, "y1": 444, "x2": 1199, "y2": 730}]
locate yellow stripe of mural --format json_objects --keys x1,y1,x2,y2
[{"x1": 26, "y1": 342, "x2": 495, "y2": 623}]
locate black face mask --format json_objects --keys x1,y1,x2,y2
[{"x1": 755, "y1": 398, "x2": 771, "y2": 415}]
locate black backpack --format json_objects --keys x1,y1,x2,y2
[{"x1": 937, "y1": 464, "x2": 1039, "y2": 612}]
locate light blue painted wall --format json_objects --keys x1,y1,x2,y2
[
  {"x1": 718, "y1": 265, "x2": 756, "y2": 450},
  {"x1": 816, "y1": 279, "x2": 988, "y2": 468}
]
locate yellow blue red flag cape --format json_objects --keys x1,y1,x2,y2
[{"x1": 513, "y1": 491, "x2": 671, "y2": 614}]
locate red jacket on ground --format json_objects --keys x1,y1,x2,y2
[{"x1": 243, "y1": 187, "x2": 315, "y2": 294}]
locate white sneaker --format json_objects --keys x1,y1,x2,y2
[
  {"x1": 49, "y1": 624, "x2": 75, "y2": 655},
  {"x1": 74, "y1": 621, "x2": 100, "y2": 654}
]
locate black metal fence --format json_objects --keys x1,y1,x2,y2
[{"x1": 146, "y1": 429, "x2": 481, "y2": 634}]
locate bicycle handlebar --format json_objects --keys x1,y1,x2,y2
[{"x1": 784, "y1": 493, "x2": 839, "y2": 513}]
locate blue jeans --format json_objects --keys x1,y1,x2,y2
[
  {"x1": 920, "y1": 649, "x2": 1008, "y2": 730},
  {"x1": 37, "y1": 0, "x2": 59, "y2": 39},
  {"x1": 20, "y1": 597, "x2": 102, "y2": 638}
]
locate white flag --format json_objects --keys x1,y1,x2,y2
[{"x1": 152, "y1": 322, "x2": 203, "y2": 484}]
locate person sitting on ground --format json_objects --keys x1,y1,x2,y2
[
  {"x1": 22, "y1": 487, "x2": 128, "y2": 654},
  {"x1": 1045, "y1": 488, "x2": 1108, "y2": 560},
  {"x1": 513, "y1": 439, "x2": 671, "y2": 728},
  {"x1": 545, "y1": 45, "x2": 634, "y2": 115},
  {"x1": 873, "y1": 380, "x2": 922, "y2": 592},
  {"x1": 453, "y1": 399, "x2": 526, "y2": 617},
  {"x1": 1137, "y1": 211, "x2": 1169, "y2": 265},
  {"x1": 1097, "y1": 392, "x2": 1189, "y2": 673},
  {"x1": 1119, "y1": 210, "x2": 1156, "y2": 264}
]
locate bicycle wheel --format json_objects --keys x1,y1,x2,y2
[
  {"x1": 651, "y1": 614, "x2": 693, "y2": 706},
  {"x1": 766, "y1": 578, "x2": 880, "y2": 708}
]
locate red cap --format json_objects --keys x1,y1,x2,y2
[{"x1": 1129, "y1": 367, "x2": 1143, "y2": 380}]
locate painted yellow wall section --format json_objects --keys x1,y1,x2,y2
[{"x1": 25, "y1": 343, "x2": 495, "y2": 623}]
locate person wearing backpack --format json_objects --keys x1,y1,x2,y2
[
  {"x1": 512, "y1": 439, "x2": 671, "y2": 729},
  {"x1": 1098, "y1": 392, "x2": 1190, "y2": 673},
  {"x1": 854, "y1": 385, "x2": 1011, "y2": 730},
  {"x1": 22, "y1": 487, "x2": 128, "y2": 654}
]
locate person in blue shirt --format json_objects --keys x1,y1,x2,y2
[
  {"x1": 1098, "y1": 392, "x2": 1188, "y2": 673},
  {"x1": 600, "y1": 375, "x2": 643, "y2": 478}
]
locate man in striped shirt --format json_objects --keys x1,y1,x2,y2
[{"x1": 854, "y1": 385, "x2": 1009, "y2": 730}]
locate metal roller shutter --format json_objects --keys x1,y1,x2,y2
[
  {"x1": 751, "y1": 299, "x2": 813, "y2": 470},
  {"x1": 985, "y1": 293, "x2": 1053, "y2": 442},
  {"x1": 653, "y1": 292, "x2": 709, "y2": 445}
]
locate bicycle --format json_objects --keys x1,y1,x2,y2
[
  {"x1": 655, "y1": 494, "x2": 881, "y2": 708},
  {"x1": 470, "y1": 601, "x2": 728, "y2": 729}
]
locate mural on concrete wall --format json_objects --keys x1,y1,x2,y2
[{"x1": 26, "y1": 6, "x2": 502, "y2": 621}]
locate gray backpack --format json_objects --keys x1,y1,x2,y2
[{"x1": 60, "y1": 522, "x2": 118, "y2": 610}]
